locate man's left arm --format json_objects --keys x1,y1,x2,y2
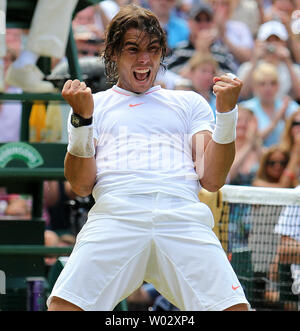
[{"x1": 192, "y1": 74, "x2": 243, "y2": 192}]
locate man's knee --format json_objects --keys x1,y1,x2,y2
[{"x1": 47, "y1": 296, "x2": 83, "y2": 311}]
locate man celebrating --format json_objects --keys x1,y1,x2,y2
[{"x1": 47, "y1": 4, "x2": 249, "y2": 311}]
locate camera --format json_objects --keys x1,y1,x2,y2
[{"x1": 265, "y1": 44, "x2": 276, "y2": 54}]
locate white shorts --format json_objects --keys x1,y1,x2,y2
[{"x1": 47, "y1": 192, "x2": 249, "y2": 311}]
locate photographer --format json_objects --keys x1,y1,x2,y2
[{"x1": 237, "y1": 20, "x2": 300, "y2": 102}]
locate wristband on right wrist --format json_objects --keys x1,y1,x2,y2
[{"x1": 67, "y1": 124, "x2": 95, "y2": 158}]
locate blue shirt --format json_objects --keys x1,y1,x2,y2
[
  {"x1": 240, "y1": 97, "x2": 299, "y2": 147},
  {"x1": 164, "y1": 13, "x2": 189, "y2": 49}
]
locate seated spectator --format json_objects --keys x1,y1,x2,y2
[
  {"x1": 240, "y1": 62, "x2": 299, "y2": 147},
  {"x1": 93, "y1": 0, "x2": 121, "y2": 37},
  {"x1": 279, "y1": 108, "x2": 300, "y2": 182},
  {"x1": 205, "y1": 0, "x2": 254, "y2": 64},
  {"x1": 73, "y1": 5, "x2": 105, "y2": 44},
  {"x1": 264, "y1": 0, "x2": 295, "y2": 22},
  {"x1": 182, "y1": 53, "x2": 220, "y2": 117},
  {"x1": 237, "y1": 20, "x2": 300, "y2": 101},
  {"x1": 73, "y1": 7, "x2": 105, "y2": 58},
  {"x1": 94, "y1": 0, "x2": 148, "y2": 35},
  {"x1": 148, "y1": 0, "x2": 190, "y2": 53},
  {"x1": 0, "y1": 47, "x2": 22, "y2": 142},
  {"x1": 263, "y1": 0, "x2": 300, "y2": 63},
  {"x1": 231, "y1": 0, "x2": 263, "y2": 37},
  {"x1": 4, "y1": 194, "x2": 31, "y2": 219},
  {"x1": 252, "y1": 145, "x2": 298, "y2": 188},
  {"x1": 166, "y1": 1, "x2": 241, "y2": 74},
  {"x1": 227, "y1": 106, "x2": 263, "y2": 186}
]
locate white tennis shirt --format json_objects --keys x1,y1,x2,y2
[{"x1": 84, "y1": 85, "x2": 215, "y2": 202}]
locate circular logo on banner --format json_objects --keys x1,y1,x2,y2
[{"x1": 0, "y1": 142, "x2": 44, "y2": 168}]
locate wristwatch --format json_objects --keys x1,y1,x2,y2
[{"x1": 70, "y1": 112, "x2": 93, "y2": 128}]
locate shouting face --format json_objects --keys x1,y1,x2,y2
[{"x1": 115, "y1": 28, "x2": 163, "y2": 94}]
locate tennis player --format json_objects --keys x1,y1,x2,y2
[{"x1": 47, "y1": 4, "x2": 249, "y2": 311}]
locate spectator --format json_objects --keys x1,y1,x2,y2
[
  {"x1": 252, "y1": 145, "x2": 297, "y2": 188},
  {"x1": 94, "y1": 1, "x2": 146, "y2": 35},
  {"x1": 264, "y1": 0, "x2": 295, "y2": 22},
  {"x1": 205, "y1": 0, "x2": 254, "y2": 64},
  {"x1": 1, "y1": 0, "x2": 79, "y2": 93},
  {"x1": 263, "y1": 0, "x2": 300, "y2": 63},
  {"x1": 269, "y1": 185, "x2": 300, "y2": 310},
  {"x1": 231, "y1": 0, "x2": 263, "y2": 37},
  {"x1": 174, "y1": 0, "x2": 195, "y2": 19},
  {"x1": 4, "y1": 194, "x2": 31, "y2": 219},
  {"x1": 166, "y1": 1, "x2": 240, "y2": 74},
  {"x1": 148, "y1": 0, "x2": 189, "y2": 52},
  {"x1": 274, "y1": 186, "x2": 300, "y2": 281},
  {"x1": 237, "y1": 20, "x2": 300, "y2": 101},
  {"x1": 227, "y1": 106, "x2": 263, "y2": 186},
  {"x1": 279, "y1": 108, "x2": 300, "y2": 182},
  {"x1": 0, "y1": 47, "x2": 22, "y2": 142},
  {"x1": 93, "y1": 0, "x2": 122, "y2": 36},
  {"x1": 240, "y1": 62, "x2": 299, "y2": 147},
  {"x1": 183, "y1": 52, "x2": 220, "y2": 117},
  {"x1": 73, "y1": 6, "x2": 105, "y2": 58}
]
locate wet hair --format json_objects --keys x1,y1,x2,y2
[{"x1": 101, "y1": 4, "x2": 167, "y2": 85}]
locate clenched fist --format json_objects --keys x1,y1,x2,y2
[
  {"x1": 62, "y1": 79, "x2": 94, "y2": 118},
  {"x1": 213, "y1": 74, "x2": 243, "y2": 113}
]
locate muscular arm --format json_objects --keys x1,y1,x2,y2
[
  {"x1": 192, "y1": 74, "x2": 242, "y2": 192},
  {"x1": 193, "y1": 131, "x2": 235, "y2": 192},
  {"x1": 64, "y1": 147, "x2": 97, "y2": 197},
  {"x1": 62, "y1": 79, "x2": 97, "y2": 197}
]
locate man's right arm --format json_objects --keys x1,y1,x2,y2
[
  {"x1": 64, "y1": 150, "x2": 97, "y2": 197},
  {"x1": 62, "y1": 79, "x2": 97, "y2": 197}
]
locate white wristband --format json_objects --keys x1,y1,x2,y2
[
  {"x1": 212, "y1": 105, "x2": 238, "y2": 144},
  {"x1": 67, "y1": 125, "x2": 95, "y2": 158}
]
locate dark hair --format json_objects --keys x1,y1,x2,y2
[{"x1": 101, "y1": 4, "x2": 167, "y2": 84}]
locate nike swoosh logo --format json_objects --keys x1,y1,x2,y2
[
  {"x1": 129, "y1": 103, "x2": 144, "y2": 107},
  {"x1": 232, "y1": 285, "x2": 240, "y2": 290}
]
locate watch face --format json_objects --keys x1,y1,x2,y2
[
  {"x1": 72, "y1": 116, "x2": 80, "y2": 127},
  {"x1": 71, "y1": 114, "x2": 82, "y2": 127},
  {"x1": 71, "y1": 113, "x2": 92, "y2": 127}
]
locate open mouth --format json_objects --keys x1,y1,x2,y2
[{"x1": 133, "y1": 68, "x2": 151, "y2": 82}]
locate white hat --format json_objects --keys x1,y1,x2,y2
[{"x1": 257, "y1": 21, "x2": 288, "y2": 41}]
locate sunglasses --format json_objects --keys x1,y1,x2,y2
[
  {"x1": 266, "y1": 160, "x2": 288, "y2": 167},
  {"x1": 292, "y1": 121, "x2": 300, "y2": 127},
  {"x1": 78, "y1": 50, "x2": 99, "y2": 57}
]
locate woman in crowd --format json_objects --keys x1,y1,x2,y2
[
  {"x1": 252, "y1": 145, "x2": 298, "y2": 188},
  {"x1": 240, "y1": 62, "x2": 299, "y2": 147}
]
